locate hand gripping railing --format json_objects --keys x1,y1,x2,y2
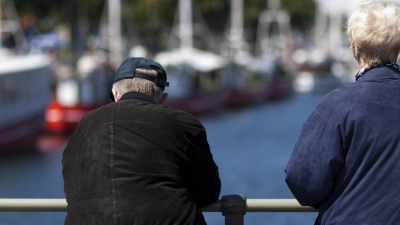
[{"x1": 0, "y1": 195, "x2": 317, "y2": 225}]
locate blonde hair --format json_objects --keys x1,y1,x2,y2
[
  {"x1": 112, "y1": 67, "x2": 164, "y2": 101},
  {"x1": 346, "y1": 2, "x2": 400, "y2": 67}
]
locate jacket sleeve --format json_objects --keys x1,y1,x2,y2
[
  {"x1": 285, "y1": 110, "x2": 344, "y2": 208},
  {"x1": 185, "y1": 129, "x2": 221, "y2": 208}
]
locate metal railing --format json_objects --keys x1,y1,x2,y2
[{"x1": 0, "y1": 195, "x2": 318, "y2": 225}]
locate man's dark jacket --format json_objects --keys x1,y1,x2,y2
[
  {"x1": 62, "y1": 92, "x2": 221, "y2": 225},
  {"x1": 285, "y1": 66, "x2": 400, "y2": 224}
]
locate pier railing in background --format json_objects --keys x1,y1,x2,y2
[{"x1": 0, "y1": 195, "x2": 318, "y2": 225}]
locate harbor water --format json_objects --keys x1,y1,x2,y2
[{"x1": 0, "y1": 93, "x2": 325, "y2": 225}]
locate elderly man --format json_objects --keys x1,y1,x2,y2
[{"x1": 62, "y1": 57, "x2": 221, "y2": 225}]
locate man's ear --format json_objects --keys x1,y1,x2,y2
[
  {"x1": 112, "y1": 89, "x2": 121, "y2": 102},
  {"x1": 159, "y1": 93, "x2": 168, "y2": 104}
]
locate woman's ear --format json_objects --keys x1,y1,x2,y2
[
  {"x1": 351, "y1": 43, "x2": 358, "y2": 62},
  {"x1": 395, "y1": 49, "x2": 400, "y2": 63}
]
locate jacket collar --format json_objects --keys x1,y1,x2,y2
[
  {"x1": 119, "y1": 92, "x2": 157, "y2": 104},
  {"x1": 356, "y1": 65, "x2": 400, "y2": 82}
]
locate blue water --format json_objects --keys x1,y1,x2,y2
[{"x1": 0, "y1": 93, "x2": 324, "y2": 225}]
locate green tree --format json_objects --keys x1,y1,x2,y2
[
  {"x1": 281, "y1": 0, "x2": 316, "y2": 32},
  {"x1": 11, "y1": 0, "x2": 317, "y2": 51}
]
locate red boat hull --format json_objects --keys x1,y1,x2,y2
[
  {"x1": 224, "y1": 84, "x2": 267, "y2": 107},
  {"x1": 166, "y1": 90, "x2": 227, "y2": 116},
  {"x1": 266, "y1": 79, "x2": 293, "y2": 100},
  {"x1": 46, "y1": 90, "x2": 226, "y2": 134},
  {"x1": 45, "y1": 100, "x2": 104, "y2": 134}
]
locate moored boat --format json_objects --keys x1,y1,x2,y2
[
  {"x1": 0, "y1": 0, "x2": 53, "y2": 154},
  {"x1": 253, "y1": 0, "x2": 295, "y2": 100},
  {"x1": 292, "y1": 48, "x2": 347, "y2": 94},
  {"x1": 44, "y1": 54, "x2": 114, "y2": 133},
  {"x1": 221, "y1": 0, "x2": 271, "y2": 107},
  {"x1": 221, "y1": 61, "x2": 267, "y2": 107},
  {"x1": 44, "y1": 0, "x2": 120, "y2": 133},
  {"x1": 156, "y1": 49, "x2": 228, "y2": 116},
  {"x1": 265, "y1": 77, "x2": 293, "y2": 100},
  {"x1": 154, "y1": 0, "x2": 228, "y2": 115},
  {"x1": 164, "y1": 88, "x2": 227, "y2": 116},
  {"x1": 0, "y1": 54, "x2": 52, "y2": 154}
]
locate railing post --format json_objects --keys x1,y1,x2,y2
[{"x1": 221, "y1": 194, "x2": 246, "y2": 225}]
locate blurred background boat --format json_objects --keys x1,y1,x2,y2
[
  {"x1": 221, "y1": 0, "x2": 268, "y2": 107},
  {"x1": 0, "y1": 0, "x2": 53, "y2": 154},
  {"x1": 155, "y1": 0, "x2": 228, "y2": 115},
  {"x1": 0, "y1": 0, "x2": 369, "y2": 148},
  {"x1": 292, "y1": 47, "x2": 346, "y2": 94},
  {"x1": 253, "y1": 0, "x2": 294, "y2": 100},
  {"x1": 44, "y1": 52, "x2": 113, "y2": 133},
  {"x1": 291, "y1": 0, "x2": 360, "y2": 94},
  {"x1": 44, "y1": 0, "x2": 118, "y2": 133}
]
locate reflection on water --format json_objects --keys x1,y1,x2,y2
[{"x1": 0, "y1": 93, "x2": 324, "y2": 225}]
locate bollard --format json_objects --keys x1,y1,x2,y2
[{"x1": 221, "y1": 194, "x2": 246, "y2": 225}]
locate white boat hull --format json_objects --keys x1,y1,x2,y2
[{"x1": 0, "y1": 54, "x2": 52, "y2": 153}]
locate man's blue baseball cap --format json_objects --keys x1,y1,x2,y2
[{"x1": 110, "y1": 57, "x2": 169, "y2": 101}]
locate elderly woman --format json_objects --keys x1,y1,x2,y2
[{"x1": 285, "y1": 2, "x2": 400, "y2": 225}]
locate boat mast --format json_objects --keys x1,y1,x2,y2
[
  {"x1": 255, "y1": 0, "x2": 291, "y2": 57},
  {"x1": 0, "y1": 0, "x2": 27, "y2": 52},
  {"x1": 314, "y1": 1, "x2": 327, "y2": 50},
  {"x1": 108, "y1": 0, "x2": 122, "y2": 68},
  {"x1": 179, "y1": 0, "x2": 193, "y2": 50},
  {"x1": 0, "y1": 1, "x2": 2, "y2": 49},
  {"x1": 229, "y1": 0, "x2": 244, "y2": 55},
  {"x1": 314, "y1": 1, "x2": 347, "y2": 59}
]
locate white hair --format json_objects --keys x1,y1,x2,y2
[
  {"x1": 112, "y1": 67, "x2": 164, "y2": 101},
  {"x1": 346, "y1": 2, "x2": 400, "y2": 67}
]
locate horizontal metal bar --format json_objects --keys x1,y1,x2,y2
[
  {"x1": 0, "y1": 199, "x2": 67, "y2": 212},
  {"x1": 0, "y1": 198, "x2": 317, "y2": 212},
  {"x1": 245, "y1": 199, "x2": 317, "y2": 212}
]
